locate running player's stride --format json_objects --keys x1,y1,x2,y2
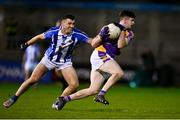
[
  {"x1": 53, "y1": 10, "x2": 136, "y2": 110},
  {"x1": 3, "y1": 14, "x2": 91, "y2": 108}
]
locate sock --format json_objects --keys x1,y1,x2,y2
[
  {"x1": 98, "y1": 90, "x2": 107, "y2": 96},
  {"x1": 11, "y1": 95, "x2": 18, "y2": 102},
  {"x1": 63, "y1": 96, "x2": 71, "y2": 102}
]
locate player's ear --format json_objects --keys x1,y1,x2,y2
[{"x1": 61, "y1": 19, "x2": 66, "y2": 25}]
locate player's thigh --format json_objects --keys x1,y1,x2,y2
[
  {"x1": 30, "y1": 63, "x2": 48, "y2": 81},
  {"x1": 99, "y1": 59, "x2": 123, "y2": 74},
  {"x1": 55, "y1": 69, "x2": 63, "y2": 77},
  {"x1": 89, "y1": 70, "x2": 104, "y2": 91},
  {"x1": 61, "y1": 66, "x2": 78, "y2": 85}
]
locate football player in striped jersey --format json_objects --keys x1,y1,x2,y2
[{"x1": 3, "y1": 14, "x2": 92, "y2": 108}]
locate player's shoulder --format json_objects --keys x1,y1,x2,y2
[
  {"x1": 73, "y1": 28, "x2": 88, "y2": 37},
  {"x1": 49, "y1": 26, "x2": 60, "y2": 31},
  {"x1": 45, "y1": 26, "x2": 60, "y2": 35},
  {"x1": 73, "y1": 28, "x2": 83, "y2": 33}
]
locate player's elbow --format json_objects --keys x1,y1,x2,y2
[
  {"x1": 118, "y1": 42, "x2": 126, "y2": 49},
  {"x1": 118, "y1": 44, "x2": 123, "y2": 49}
]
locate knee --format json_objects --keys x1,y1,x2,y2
[
  {"x1": 68, "y1": 81, "x2": 79, "y2": 90},
  {"x1": 25, "y1": 78, "x2": 35, "y2": 86},
  {"x1": 114, "y1": 71, "x2": 124, "y2": 80},
  {"x1": 28, "y1": 75, "x2": 39, "y2": 85}
]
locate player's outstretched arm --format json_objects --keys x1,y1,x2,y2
[
  {"x1": 20, "y1": 33, "x2": 45, "y2": 50},
  {"x1": 26, "y1": 33, "x2": 45, "y2": 45},
  {"x1": 91, "y1": 35, "x2": 102, "y2": 48},
  {"x1": 91, "y1": 26, "x2": 109, "y2": 48}
]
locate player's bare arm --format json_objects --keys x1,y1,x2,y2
[
  {"x1": 117, "y1": 30, "x2": 134, "y2": 49},
  {"x1": 117, "y1": 31, "x2": 126, "y2": 48},
  {"x1": 26, "y1": 33, "x2": 45, "y2": 45},
  {"x1": 20, "y1": 33, "x2": 45, "y2": 50},
  {"x1": 91, "y1": 35, "x2": 102, "y2": 48},
  {"x1": 87, "y1": 38, "x2": 93, "y2": 45}
]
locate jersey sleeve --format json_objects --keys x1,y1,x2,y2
[
  {"x1": 79, "y1": 33, "x2": 89, "y2": 43},
  {"x1": 43, "y1": 27, "x2": 59, "y2": 40},
  {"x1": 74, "y1": 28, "x2": 89, "y2": 43}
]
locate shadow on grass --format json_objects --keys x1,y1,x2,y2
[{"x1": 65, "y1": 108, "x2": 129, "y2": 112}]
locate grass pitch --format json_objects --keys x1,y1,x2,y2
[{"x1": 0, "y1": 83, "x2": 180, "y2": 119}]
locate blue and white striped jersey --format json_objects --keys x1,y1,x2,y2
[{"x1": 43, "y1": 26, "x2": 89, "y2": 63}]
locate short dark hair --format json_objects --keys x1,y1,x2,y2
[
  {"x1": 119, "y1": 10, "x2": 136, "y2": 19},
  {"x1": 61, "y1": 14, "x2": 75, "y2": 20}
]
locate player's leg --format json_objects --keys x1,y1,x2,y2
[
  {"x1": 94, "y1": 59, "x2": 124, "y2": 105},
  {"x1": 52, "y1": 66, "x2": 79, "y2": 110},
  {"x1": 99, "y1": 59, "x2": 124, "y2": 92},
  {"x1": 3, "y1": 63, "x2": 48, "y2": 108},
  {"x1": 52, "y1": 70, "x2": 105, "y2": 110},
  {"x1": 69, "y1": 70, "x2": 104, "y2": 100},
  {"x1": 15, "y1": 63, "x2": 48, "y2": 96},
  {"x1": 54, "y1": 69, "x2": 68, "y2": 91},
  {"x1": 60, "y1": 66, "x2": 79, "y2": 96}
]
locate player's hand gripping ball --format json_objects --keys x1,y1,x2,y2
[
  {"x1": 99, "y1": 26, "x2": 110, "y2": 41},
  {"x1": 124, "y1": 29, "x2": 134, "y2": 42}
]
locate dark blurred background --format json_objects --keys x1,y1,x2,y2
[{"x1": 0, "y1": 0, "x2": 180, "y2": 87}]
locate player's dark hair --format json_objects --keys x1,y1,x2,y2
[
  {"x1": 62, "y1": 14, "x2": 75, "y2": 20},
  {"x1": 119, "y1": 10, "x2": 136, "y2": 19}
]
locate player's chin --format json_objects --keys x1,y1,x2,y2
[{"x1": 67, "y1": 29, "x2": 73, "y2": 34}]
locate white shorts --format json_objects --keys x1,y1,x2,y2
[
  {"x1": 90, "y1": 50, "x2": 113, "y2": 71},
  {"x1": 40, "y1": 56, "x2": 72, "y2": 70}
]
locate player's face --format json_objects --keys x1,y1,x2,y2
[
  {"x1": 125, "y1": 17, "x2": 135, "y2": 29},
  {"x1": 61, "y1": 18, "x2": 75, "y2": 34}
]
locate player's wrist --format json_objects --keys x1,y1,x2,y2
[
  {"x1": 24, "y1": 43, "x2": 29, "y2": 48},
  {"x1": 20, "y1": 42, "x2": 29, "y2": 51},
  {"x1": 25, "y1": 42, "x2": 28, "y2": 45},
  {"x1": 99, "y1": 35, "x2": 103, "y2": 40}
]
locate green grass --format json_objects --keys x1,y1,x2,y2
[{"x1": 0, "y1": 83, "x2": 180, "y2": 119}]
